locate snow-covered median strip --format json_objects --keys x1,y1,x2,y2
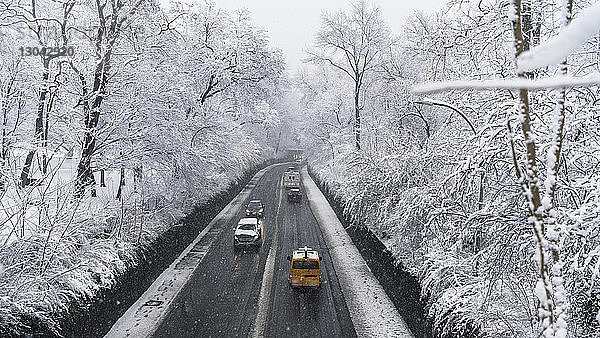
[
  {"x1": 301, "y1": 167, "x2": 413, "y2": 337},
  {"x1": 105, "y1": 164, "x2": 275, "y2": 338}
]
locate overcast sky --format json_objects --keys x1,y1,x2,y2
[{"x1": 161, "y1": 1, "x2": 446, "y2": 72}]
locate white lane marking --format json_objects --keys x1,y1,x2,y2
[
  {"x1": 251, "y1": 246, "x2": 276, "y2": 337},
  {"x1": 105, "y1": 164, "x2": 277, "y2": 338},
  {"x1": 250, "y1": 168, "x2": 285, "y2": 337}
]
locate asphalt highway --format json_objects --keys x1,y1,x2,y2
[{"x1": 152, "y1": 164, "x2": 356, "y2": 337}]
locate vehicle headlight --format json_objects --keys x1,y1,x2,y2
[
  {"x1": 259, "y1": 208, "x2": 263, "y2": 212},
  {"x1": 245, "y1": 209, "x2": 250, "y2": 213},
  {"x1": 253, "y1": 235, "x2": 258, "y2": 240},
  {"x1": 234, "y1": 235, "x2": 238, "y2": 240}
]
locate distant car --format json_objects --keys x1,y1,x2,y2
[
  {"x1": 245, "y1": 200, "x2": 264, "y2": 218},
  {"x1": 287, "y1": 188, "x2": 302, "y2": 202},
  {"x1": 285, "y1": 166, "x2": 295, "y2": 173},
  {"x1": 287, "y1": 247, "x2": 322, "y2": 289},
  {"x1": 234, "y1": 218, "x2": 263, "y2": 248}
]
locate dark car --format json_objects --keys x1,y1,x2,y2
[
  {"x1": 287, "y1": 189, "x2": 302, "y2": 202},
  {"x1": 245, "y1": 199, "x2": 264, "y2": 217}
]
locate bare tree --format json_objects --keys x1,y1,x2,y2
[
  {"x1": 0, "y1": 59, "x2": 25, "y2": 169},
  {"x1": 509, "y1": 0, "x2": 572, "y2": 335},
  {"x1": 509, "y1": 0, "x2": 556, "y2": 334},
  {"x1": 544, "y1": 1, "x2": 573, "y2": 335},
  {"x1": 73, "y1": 0, "x2": 144, "y2": 197},
  {"x1": 0, "y1": 0, "x2": 76, "y2": 186},
  {"x1": 307, "y1": 0, "x2": 389, "y2": 150}
]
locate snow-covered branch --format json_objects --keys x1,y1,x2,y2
[
  {"x1": 412, "y1": 73, "x2": 600, "y2": 94},
  {"x1": 517, "y1": 2, "x2": 600, "y2": 72}
]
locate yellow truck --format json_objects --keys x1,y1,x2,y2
[{"x1": 287, "y1": 247, "x2": 322, "y2": 289}]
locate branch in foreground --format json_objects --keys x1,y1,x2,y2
[
  {"x1": 517, "y1": 2, "x2": 600, "y2": 72},
  {"x1": 411, "y1": 73, "x2": 600, "y2": 94}
]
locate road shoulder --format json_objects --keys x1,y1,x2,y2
[{"x1": 301, "y1": 166, "x2": 414, "y2": 337}]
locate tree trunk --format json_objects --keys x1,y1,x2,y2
[
  {"x1": 354, "y1": 83, "x2": 361, "y2": 150},
  {"x1": 75, "y1": 128, "x2": 98, "y2": 196},
  {"x1": 74, "y1": 0, "x2": 141, "y2": 197},
  {"x1": 42, "y1": 89, "x2": 57, "y2": 174},
  {"x1": 511, "y1": 0, "x2": 555, "y2": 334},
  {"x1": 116, "y1": 167, "x2": 125, "y2": 200},
  {"x1": 1, "y1": 69, "x2": 16, "y2": 164},
  {"x1": 75, "y1": 50, "x2": 112, "y2": 197},
  {"x1": 275, "y1": 129, "x2": 282, "y2": 154},
  {"x1": 20, "y1": 59, "x2": 50, "y2": 187},
  {"x1": 544, "y1": 1, "x2": 574, "y2": 335},
  {"x1": 0, "y1": 77, "x2": 14, "y2": 189},
  {"x1": 100, "y1": 169, "x2": 106, "y2": 187},
  {"x1": 134, "y1": 165, "x2": 142, "y2": 192}
]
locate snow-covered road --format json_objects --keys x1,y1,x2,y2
[{"x1": 105, "y1": 163, "x2": 412, "y2": 337}]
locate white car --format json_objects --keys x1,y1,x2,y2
[{"x1": 234, "y1": 218, "x2": 263, "y2": 248}]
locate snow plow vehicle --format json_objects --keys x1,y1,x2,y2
[
  {"x1": 283, "y1": 172, "x2": 300, "y2": 189},
  {"x1": 287, "y1": 247, "x2": 322, "y2": 289}
]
